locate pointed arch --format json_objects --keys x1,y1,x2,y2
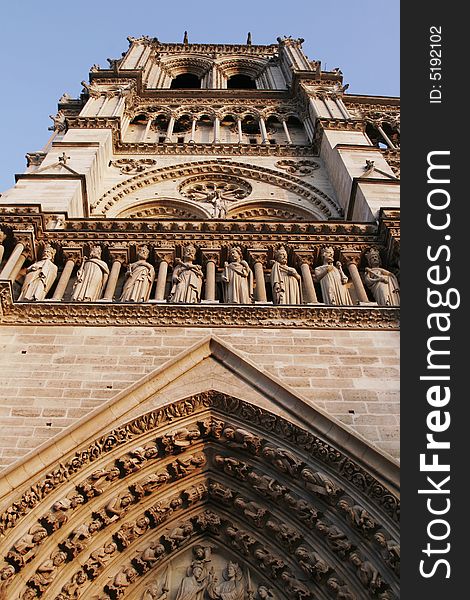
[{"x1": 0, "y1": 337, "x2": 399, "y2": 599}]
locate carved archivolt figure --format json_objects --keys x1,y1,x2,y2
[
  {"x1": 222, "y1": 247, "x2": 253, "y2": 304},
  {"x1": 0, "y1": 564, "x2": 15, "y2": 600},
  {"x1": 314, "y1": 246, "x2": 352, "y2": 305},
  {"x1": 170, "y1": 245, "x2": 203, "y2": 303},
  {"x1": 257, "y1": 585, "x2": 275, "y2": 599},
  {"x1": 18, "y1": 244, "x2": 58, "y2": 301},
  {"x1": 270, "y1": 246, "x2": 301, "y2": 304},
  {"x1": 364, "y1": 248, "x2": 400, "y2": 306},
  {"x1": 326, "y1": 578, "x2": 356, "y2": 600},
  {"x1": 120, "y1": 245, "x2": 155, "y2": 302},
  {"x1": 175, "y1": 560, "x2": 208, "y2": 600},
  {"x1": 72, "y1": 245, "x2": 109, "y2": 301},
  {"x1": 207, "y1": 561, "x2": 246, "y2": 599}
]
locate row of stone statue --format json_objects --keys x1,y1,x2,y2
[{"x1": 16, "y1": 243, "x2": 400, "y2": 306}]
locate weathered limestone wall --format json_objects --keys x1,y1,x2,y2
[{"x1": 0, "y1": 326, "x2": 399, "y2": 470}]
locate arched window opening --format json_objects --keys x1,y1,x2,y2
[
  {"x1": 241, "y1": 115, "x2": 260, "y2": 136},
  {"x1": 227, "y1": 74, "x2": 257, "y2": 89},
  {"x1": 220, "y1": 115, "x2": 237, "y2": 143},
  {"x1": 382, "y1": 122, "x2": 400, "y2": 148},
  {"x1": 286, "y1": 116, "x2": 308, "y2": 145},
  {"x1": 366, "y1": 122, "x2": 388, "y2": 149},
  {"x1": 266, "y1": 115, "x2": 285, "y2": 145},
  {"x1": 193, "y1": 114, "x2": 213, "y2": 144},
  {"x1": 170, "y1": 73, "x2": 201, "y2": 89},
  {"x1": 130, "y1": 114, "x2": 147, "y2": 125},
  {"x1": 174, "y1": 115, "x2": 192, "y2": 133},
  {"x1": 153, "y1": 114, "x2": 170, "y2": 131}
]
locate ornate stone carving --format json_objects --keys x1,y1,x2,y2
[
  {"x1": 25, "y1": 151, "x2": 47, "y2": 167},
  {"x1": 179, "y1": 176, "x2": 252, "y2": 205},
  {"x1": 314, "y1": 246, "x2": 352, "y2": 305},
  {"x1": 275, "y1": 160, "x2": 320, "y2": 176},
  {"x1": 111, "y1": 159, "x2": 157, "y2": 175},
  {"x1": 18, "y1": 244, "x2": 58, "y2": 301}
]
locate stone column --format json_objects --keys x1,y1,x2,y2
[
  {"x1": 296, "y1": 253, "x2": 319, "y2": 303},
  {"x1": 141, "y1": 117, "x2": 153, "y2": 141},
  {"x1": 51, "y1": 250, "x2": 80, "y2": 301},
  {"x1": 154, "y1": 250, "x2": 174, "y2": 301},
  {"x1": 0, "y1": 238, "x2": 30, "y2": 281},
  {"x1": 213, "y1": 116, "x2": 220, "y2": 144},
  {"x1": 102, "y1": 250, "x2": 127, "y2": 301},
  {"x1": 341, "y1": 250, "x2": 369, "y2": 303},
  {"x1": 165, "y1": 115, "x2": 175, "y2": 142},
  {"x1": 237, "y1": 118, "x2": 243, "y2": 144},
  {"x1": 189, "y1": 117, "x2": 197, "y2": 143},
  {"x1": 259, "y1": 117, "x2": 269, "y2": 144},
  {"x1": 377, "y1": 124, "x2": 397, "y2": 149},
  {"x1": 202, "y1": 251, "x2": 219, "y2": 302},
  {"x1": 249, "y1": 251, "x2": 268, "y2": 303},
  {"x1": 281, "y1": 119, "x2": 292, "y2": 144}
]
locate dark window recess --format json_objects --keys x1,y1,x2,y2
[
  {"x1": 170, "y1": 73, "x2": 201, "y2": 89},
  {"x1": 227, "y1": 74, "x2": 256, "y2": 89},
  {"x1": 269, "y1": 139, "x2": 277, "y2": 145},
  {"x1": 158, "y1": 136, "x2": 166, "y2": 144},
  {"x1": 177, "y1": 136, "x2": 185, "y2": 144},
  {"x1": 249, "y1": 138, "x2": 257, "y2": 145}
]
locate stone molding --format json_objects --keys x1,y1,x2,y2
[{"x1": 0, "y1": 282, "x2": 399, "y2": 328}]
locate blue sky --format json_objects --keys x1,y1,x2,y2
[{"x1": 0, "y1": 1, "x2": 399, "y2": 192}]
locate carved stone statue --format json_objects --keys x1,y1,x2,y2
[
  {"x1": 270, "y1": 246, "x2": 301, "y2": 304},
  {"x1": 314, "y1": 246, "x2": 352, "y2": 305},
  {"x1": 71, "y1": 245, "x2": 109, "y2": 301},
  {"x1": 175, "y1": 560, "x2": 208, "y2": 600},
  {"x1": 170, "y1": 245, "x2": 203, "y2": 303},
  {"x1": 207, "y1": 562, "x2": 246, "y2": 599},
  {"x1": 18, "y1": 244, "x2": 58, "y2": 301},
  {"x1": 120, "y1": 245, "x2": 155, "y2": 302},
  {"x1": 222, "y1": 247, "x2": 253, "y2": 304},
  {"x1": 364, "y1": 248, "x2": 400, "y2": 306}
]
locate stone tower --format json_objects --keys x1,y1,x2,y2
[{"x1": 0, "y1": 35, "x2": 400, "y2": 599}]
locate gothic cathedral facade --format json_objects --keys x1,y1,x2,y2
[{"x1": 0, "y1": 36, "x2": 400, "y2": 599}]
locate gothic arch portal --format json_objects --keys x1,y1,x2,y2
[{"x1": 0, "y1": 337, "x2": 399, "y2": 600}]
